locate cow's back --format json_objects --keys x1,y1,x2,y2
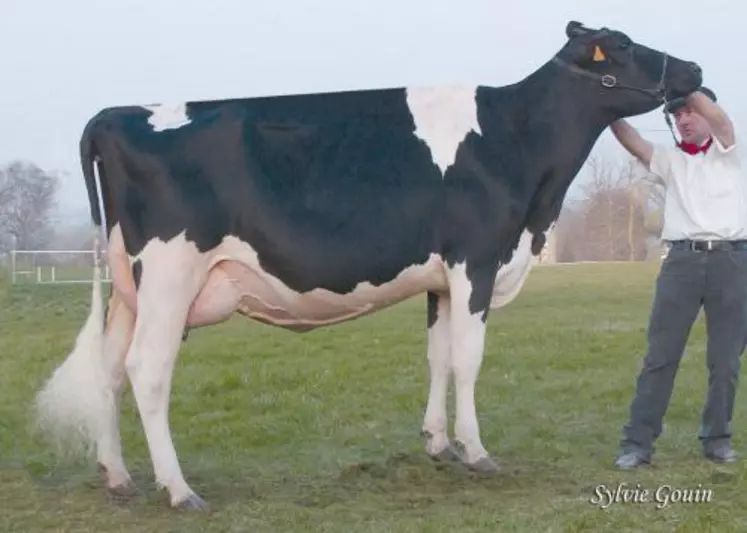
[{"x1": 86, "y1": 88, "x2": 467, "y2": 296}]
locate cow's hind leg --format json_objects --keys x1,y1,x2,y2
[
  {"x1": 422, "y1": 291, "x2": 459, "y2": 461},
  {"x1": 97, "y1": 289, "x2": 137, "y2": 499},
  {"x1": 125, "y1": 241, "x2": 209, "y2": 510}
]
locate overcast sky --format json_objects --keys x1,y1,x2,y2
[{"x1": 1, "y1": 0, "x2": 744, "y2": 227}]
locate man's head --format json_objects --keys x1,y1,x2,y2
[
  {"x1": 558, "y1": 21, "x2": 703, "y2": 119},
  {"x1": 665, "y1": 87, "x2": 717, "y2": 145}
]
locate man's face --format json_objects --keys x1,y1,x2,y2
[{"x1": 673, "y1": 105, "x2": 712, "y2": 145}]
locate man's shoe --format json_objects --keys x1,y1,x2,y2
[
  {"x1": 704, "y1": 445, "x2": 737, "y2": 463},
  {"x1": 615, "y1": 451, "x2": 650, "y2": 470}
]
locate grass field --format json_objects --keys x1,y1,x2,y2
[{"x1": 2, "y1": 261, "x2": 746, "y2": 532}]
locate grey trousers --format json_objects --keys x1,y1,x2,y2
[{"x1": 620, "y1": 245, "x2": 747, "y2": 459}]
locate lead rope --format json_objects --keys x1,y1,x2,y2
[
  {"x1": 662, "y1": 106, "x2": 680, "y2": 145},
  {"x1": 658, "y1": 54, "x2": 681, "y2": 146}
]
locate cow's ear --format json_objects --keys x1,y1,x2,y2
[
  {"x1": 566, "y1": 21, "x2": 592, "y2": 39},
  {"x1": 564, "y1": 39, "x2": 608, "y2": 67}
]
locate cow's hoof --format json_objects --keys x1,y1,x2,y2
[
  {"x1": 107, "y1": 481, "x2": 138, "y2": 503},
  {"x1": 429, "y1": 445, "x2": 460, "y2": 463},
  {"x1": 173, "y1": 493, "x2": 209, "y2": 511},
  {"x1": 465, "y1": 455, "x2": 500, "y2": 476},
  {"x1": 421, "y1": 429, "x2": 460, "y2": 463}
]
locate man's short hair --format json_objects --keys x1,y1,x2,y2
[{"x1": 665, "y1": 86, "x2": 717, "y2": 114}]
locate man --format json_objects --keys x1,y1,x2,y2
[{"x1": 608, "y1": 86, "x2": 747, "y2": 469}]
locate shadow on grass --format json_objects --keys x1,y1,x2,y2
[
  {"x1": 17, "y1": 448, "x2": 578, "y2": 510},
  {"x1": 190, "y1": 450, "x2": 581, "y2": 511}
]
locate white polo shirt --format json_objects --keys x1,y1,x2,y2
[{"x1": 650, "y1": 134, "x2": 747, "y2": 241}]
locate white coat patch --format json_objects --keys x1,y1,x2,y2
[
  {"x1": 142, "y1": 102, "x2": 191, "y2": 132},
  {"x1": 406, "y1": 85, "x2": 481, "y2": 175},
  {"x1": 490, "y1": 229, "x2": 534, "y2": 309}
]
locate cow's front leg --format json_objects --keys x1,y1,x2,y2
[
  {"x1": 422, "y1": 291, "x2": 459, "y2": 461},
  {"x1": 448, "y1": 261, "x2": 499, "y2": 474}
]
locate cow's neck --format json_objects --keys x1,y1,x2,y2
[{"x1": 476, "y1": 60, "x2": 611, "y2": 252}]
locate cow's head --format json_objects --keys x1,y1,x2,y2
[{"x1": 556, "y1": 21, "x2": 703, "y2": 119}]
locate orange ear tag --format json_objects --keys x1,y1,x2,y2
[{"x1": 593, "y1": 45, "x2": 606, "y2": 62}]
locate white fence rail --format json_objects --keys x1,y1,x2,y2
[{"x1": 11, "y1": 249, "x2": 111, "y2": 285}]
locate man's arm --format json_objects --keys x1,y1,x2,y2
[
  {"x1": 685, "y1": 91, "x2": 736, "y2": 149},
  {"x1": 609, "y1": 119, "x2": 654, "y2": 168}
]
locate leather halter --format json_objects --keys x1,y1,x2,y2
[
  {"x1": 550, "y1": 52, "x2": 669, "y2": 103},
  {"x1": 551, "y1": 51, "x2": 686, "y2": 144}
]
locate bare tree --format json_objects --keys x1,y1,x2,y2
[
  {"x1": 554, "y1": 149, "x2": 667, "y2": 263},
  {"x1": 574, "y1": 153, "x2": 652, "y2": 261},
  {"x1": 617, "y1": 157, "x2": 652, "y2": 261},
  {"x1": 554, "y1": 200, "x2": 585, "y2": 262},
  {"x1": 638, "y1": 168, "x2": 666, "y2": 239},
  {"x1": 581, "y1": 155, "x2": 617, "y2": 259},
  {"x1": 0, "y1": 160, "x2": 60, "y2": 252}
]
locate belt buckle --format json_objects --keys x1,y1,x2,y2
[{"x1": 690, "y1": 240, "x2": 712, "y2": 252}]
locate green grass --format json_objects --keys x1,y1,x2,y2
[{"x1": 1, "y1": 261, "x2": 746, "y2": 531}]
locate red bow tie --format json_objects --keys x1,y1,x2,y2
[{"x1": 678, "y1": 136, "x2": 713, "y2": 155}]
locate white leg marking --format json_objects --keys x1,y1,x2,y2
[
  {"x1": 422, "y1": 292, "x2": 454, "y2": 459},
  {"x1": 406, "y1": 85, "x2": 481, "y2": 175},
  {"x1": 125, "y1": 232, "x2": 208, "y2": 508},
  {"x1": 447, "y1": 261, "x2": 493, "y2": 468},
  {"x1": 142, "y1": 102, "x2": 191, "y2": 132},
  {"x1": 97, "y1": 291, "x2": 136, "y2": 492}
]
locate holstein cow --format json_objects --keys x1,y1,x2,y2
[{"x1": 35, "y1": 21, "x2": 702, "y2": 510}]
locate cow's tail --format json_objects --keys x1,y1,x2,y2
[{"x1": 34, "y1": 120, "x2": 112, "y2": 458}]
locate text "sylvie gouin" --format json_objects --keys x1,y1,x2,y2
[{"x1": 589, "y1": 482, "x2": 713, "y2": 509}]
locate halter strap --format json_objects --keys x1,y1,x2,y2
[{"x1": 550, "y1": 52, "x2": 669, "y2": 101}]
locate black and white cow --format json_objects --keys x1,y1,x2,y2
[{"x1": 35, "y1": 21, "x2": 702, "y2": 510}]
